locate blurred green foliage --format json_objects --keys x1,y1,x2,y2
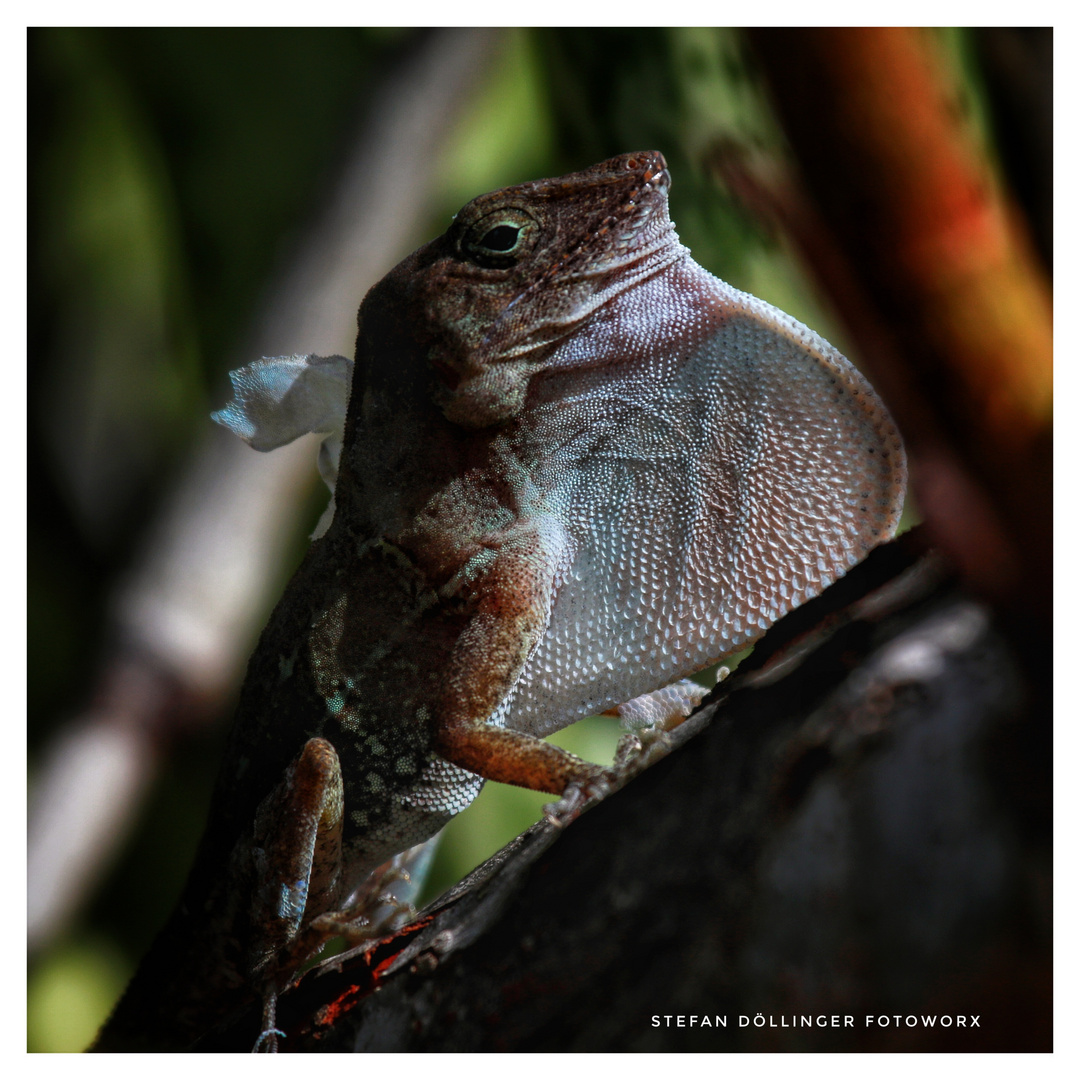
[{"x1": 29, "y1": 27, "x2": 947, "y2": 1051}]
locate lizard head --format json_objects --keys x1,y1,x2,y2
[{"x1": 360, "y1": 151, "x2": 685, "y2": 429}]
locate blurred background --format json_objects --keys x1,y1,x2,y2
[{"x1": 28, "y1": 28, "x2": 1051, "y2": 1052}]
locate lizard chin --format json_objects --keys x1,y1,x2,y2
[{"x1": 437, "y1": 364, "x2": 532, "y2": 428}]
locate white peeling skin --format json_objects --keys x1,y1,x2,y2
[
  {"x1": 213, "y1": 354, "x2": 352, "y2": 466},
  {"x1": 212, "y1": 354, "x2": 354, "y2": 537}
]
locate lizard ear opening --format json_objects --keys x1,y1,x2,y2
[{"x1": 460, "y1": 208, "x2": 538, "y2": 269}]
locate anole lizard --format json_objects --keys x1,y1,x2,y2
[{"x1": 93, "y1": 152, "x2": 905, "y2": 1050}]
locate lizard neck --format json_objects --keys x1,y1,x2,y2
[{"x1": 334, "y1": 339, "x2": 473, "y2": 539}]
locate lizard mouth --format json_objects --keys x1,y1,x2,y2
[{"x1": 578, "y1": 152, "x2": 675, "y2": 264}]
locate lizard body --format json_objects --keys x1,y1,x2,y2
[{"x1": 94, "y1": 152, "x2": 905, "y2": 1050}]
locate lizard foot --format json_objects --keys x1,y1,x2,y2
[
  {"x1": 612, "y1": 724, "x2": 674, "y2": 772},
  {"x1": 308, "y1": 890, "x2": 416, "y2": 945},
  {"x1": 249, "y1": 879, "x2": 418, "y2": 1051},
  {"x1": 543, "y1": 767, "x2": 615, "y2": 827},
  {"x1": 251, "y1": 855, "x2": 421, "y2": 1043}
]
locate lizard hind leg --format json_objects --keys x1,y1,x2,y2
[
  {"x1": 247, "y1": 759, "x2": 436, "y2": 1052},
  {"x1": 247, "y1": 736, "x2": 346, "y2": 1047}
]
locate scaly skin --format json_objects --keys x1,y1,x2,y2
[{"x1": 93, "y1": 152, "x2": 905, "y2": 1050}]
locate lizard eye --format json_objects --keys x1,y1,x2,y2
[
  {"x1": 460, "y1": 208, "x2": 537, "y2": 269},
  {"x1": 479, "y1": 225, "x2": 521, "y2": 251}
]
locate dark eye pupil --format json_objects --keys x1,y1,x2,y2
[{"x1": 480, "y1": 225, "x2": 520, "y2": 251}]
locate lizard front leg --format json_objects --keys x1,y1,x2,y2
[{"x1": 431, "y1": 521, "x2": 606, "y2": 797}]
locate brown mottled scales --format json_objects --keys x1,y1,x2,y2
[{"x1": 94, "y1": 152, "x2": 905, "y2": 1050}]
